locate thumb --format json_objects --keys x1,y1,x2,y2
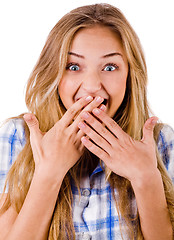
[
  {"x1": 23, "y1": 113, "x2": 42, "y2": 140},
  {"x1": 141, "y1": 117, "x2": 158, "y2": 144},
  {"x1": 23, "y1": 113, "x2": 43, "y2": 160}
]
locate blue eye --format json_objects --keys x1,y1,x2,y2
[
  {"x1": 66, "y1": 64, "x2": 80, "y2": 71},
  {"x1": 103, "y1": 64, "x2": 118, "y2": 71}
]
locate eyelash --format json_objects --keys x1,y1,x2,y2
[
  {"x1": 65, "y1": 62, "x2": 119, "y2": 71},
  {"x1": 102, "y1": 63, "x2": 119, "y2": 71},
  {"x1": 66, "y1": 62, "x2": 80, "y2": 70}
]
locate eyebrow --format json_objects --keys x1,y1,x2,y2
[{"x1": 68, "y1": 51, "x2": 123, "y2": 59}]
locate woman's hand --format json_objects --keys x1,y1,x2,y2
[
  {"x1": 23, "y1": 96, "x2": 105, "y2": 180},
  {"x1": 78, "y1": 107, "x2": 158, "y2": 183}
]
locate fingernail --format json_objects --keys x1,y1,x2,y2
[
  {"x1": 23, "y1": 114, "x2": 32, "y2": 121},
  {"x1": 81, "y1": 136, "x2": 88, "y2": 144},
  {"x1": 95, "y1": 96, "x2": 104, "y2": 103},
  {"x1": 99, "y1": 104, "x2": 106, "y2": 111},
  {"x1": 151, "y1": 118, "x2": 158, "y2": 125},
  {"x1": 93, "y1": 108, "x2": 101, "y2": 115},
  {"x1": 86, "y1": 96, "x2": 93, "y2": 101}
]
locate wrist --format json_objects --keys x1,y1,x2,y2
[
  {"x1": 34, "y1": 163, "x2": 66, "y2": 189},
  {"x1": 130, "y1": 168, "x2": 162, "y2": 192}
]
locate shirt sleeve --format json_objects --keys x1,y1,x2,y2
[
  {"x1": 0, "y1": 119, "x2": 26, "y2": 193},
  {"x1": 157, "y1": 124, "x2": 174, "y2": 184}
]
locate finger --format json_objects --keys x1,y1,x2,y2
[
  {"x1": 141, "y1": 117, "x2": 158, "y2": 144},
  {"x1": 23, "y1": 113, "x2": 42, "y2": 138},
  {"x1": 23, "y1": 113, "x2": 43, "y2": 156},
  {"x1": 81, "y1": 96, "x2": 104, "y2": 113},
  {"x1": 79, "y1": 111, "x2": 116, "y2": 144},
  {"x1": 70, "y1": 96, "x2": 104, "y2": 132},
  {"x1": 98, "y1": 104, "x2": 107, "y2": 112},
  {"x1": 74, "y1": 129, "x2": 86, "y2": 147},
  {"x1": 58, "y1": 96, "x2": 93, "y2": 128},
  {"x1": 74, "y1": 103, "x2": 106, "y2": 135},
  {"x1": 78, "y1": 142, "x2": 85, "y2": 153},
  {"x1": 92, "y1": 108, "x2": 125, "y2": 139},
  {"x1": 81, "y1": 136, "x2": 109, "y2": 161},
  {"x1": 74, "y1": 129, "x2": 86, "y2": 153},
  {"x1": 78, "y1": 121, "x2": 112, "y2": 153}
]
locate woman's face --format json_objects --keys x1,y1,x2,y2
[{"x1": 59, "y1": 25, "x2": 129, "y2": 117}]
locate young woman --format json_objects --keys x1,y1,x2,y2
[{"x1": 0, "y1": 3, "x2": 174, "y2": 240}]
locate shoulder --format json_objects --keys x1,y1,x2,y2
[
  {"x1": 0, "y1": 118, "x2": 26, "y2": 193},
  {"x1": 0, "y1": 118, "x2": 26, "y2": 147},
  {"x1": 157, "y1": 124, "x2": 174, "y2": 165},
  {"x1": 157, "y1": 124, "x2": 174, "y2": 181}
]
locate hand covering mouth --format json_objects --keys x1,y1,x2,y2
[
  {"x1": 81, "y1": 98, "x2": 108, "y2": 110},
  {"x1": 75, "y1": 97, "x2": 108, "y2": 104}
]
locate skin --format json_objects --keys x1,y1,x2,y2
[
  {"x1": 0, "y1": 96, "x2": 106, "y2": 240},
  {"x1": 58, "y1": 26, "x2": 129, "y2": 118},
  {"x1": 60, "y1": 26, "x2": 173, "y2": 239},
  {"x1": 0, "y1": 25, "x2": 172, "y2": 240}
]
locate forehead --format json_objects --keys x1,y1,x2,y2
[{"x1": 70, "y1": 25, "x2": 124, "y2": 54}]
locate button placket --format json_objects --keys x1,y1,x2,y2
[{"x1": 79, "y1": 188, "x2": 91, "y2": 207}]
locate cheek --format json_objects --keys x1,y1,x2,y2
[
  {"x1": 110, "y1": 87, "x2": 126, "y2": 107},
  {"x1": 108, "y1": 77, "x2": 127, "y2": 99},
  {"x1": 58, "y1": 77, "x2": 79, "y2": 109},
  {"x1": 58, "y1": 79, "x2": 71, "y2": 108},
  {"x1": 107, "y1": 77, "x2": 127, "y2": 116},
  {"x1": 59, "y1": 78, "x2": 74, "y2": 98}
]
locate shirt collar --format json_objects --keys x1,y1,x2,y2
[{"x1": 90, "y1": 159, "x2": 105, "y2": 177}]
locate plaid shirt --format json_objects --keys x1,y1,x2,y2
[{"x1": 0, "y1": 119, "x2": 174, "y2": 239}]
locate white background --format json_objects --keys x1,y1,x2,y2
[{"x1": 0, "y1": 0, "x2": 173, "y2": 128}]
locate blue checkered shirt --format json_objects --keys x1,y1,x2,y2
[{"x1": 0, "y1": 119, "x2": 174, "y2": 239}]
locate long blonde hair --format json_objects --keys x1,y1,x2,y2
[{"x1": 1, "y1": 3, "x2": 174, "y2": 239}]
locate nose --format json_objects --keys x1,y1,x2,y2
[{"x1": 81, "y1": 71, "x2": 102, "y2": 94}]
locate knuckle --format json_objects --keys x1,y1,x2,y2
[
  {"x1": 100, "y1": 150, "x2": 106, "y2": 160},
  {"x1": 97, "y1": 138, "x2": 103, "y2": 146},
  {"x1": 92, "y1": 145, "x2": 99, "y2": 154},
  {"x1": 78, "y1": 99, "x2": 85, "y2": 108},
  {"x1": 109, "y1": 120, "x2": 116, "y2": 129},
  {"x1": 125, "y1": 136, "x2": 135, "y2": 147},
  {"x1": 84, "y1": 125, "x2": 90, "y2": 133},
  {"x1": 79, "y1": 97, "x2": 90, "y2": 107},
  {"x1": 101, "y1": 153, "x2": 106, "y2": 161},
  {"x1": 30, "y1": 120, "x2": 38, "y2": 128},
  {"x1": 79, "y1": 111, "x2": 86, "y2": 119},
  {"x1": 145, "y1": 125, "x2": 153, "y2": 131},
  {"x1": 100, "y1": 127, "x2": 107, "y2": 135},
  {"x1": 68, "y1": 107, "x2": 76, "y2": 116},
  {"x1": 88, "y1": 116, "x2": 95, "y2": 124},
  {"x1": 54, "y1": 121, "x2": 61, "y2": 131},
  {"x1": 94, "y1": 136, "x2": 101, "y2": 145},
  {"x1": 63, "y1": 128, "x2": 70, "y2": 137},
  {"x1": 81, "y1": 97, "x2": 88, "y2": 104}
]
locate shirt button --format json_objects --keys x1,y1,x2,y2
[
  {"x1": 82, "y1": 189, "x2": 91, "y2": 196},
  {"x1": 82, "y1": 233, "x2": 91, "y2": 240}
]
